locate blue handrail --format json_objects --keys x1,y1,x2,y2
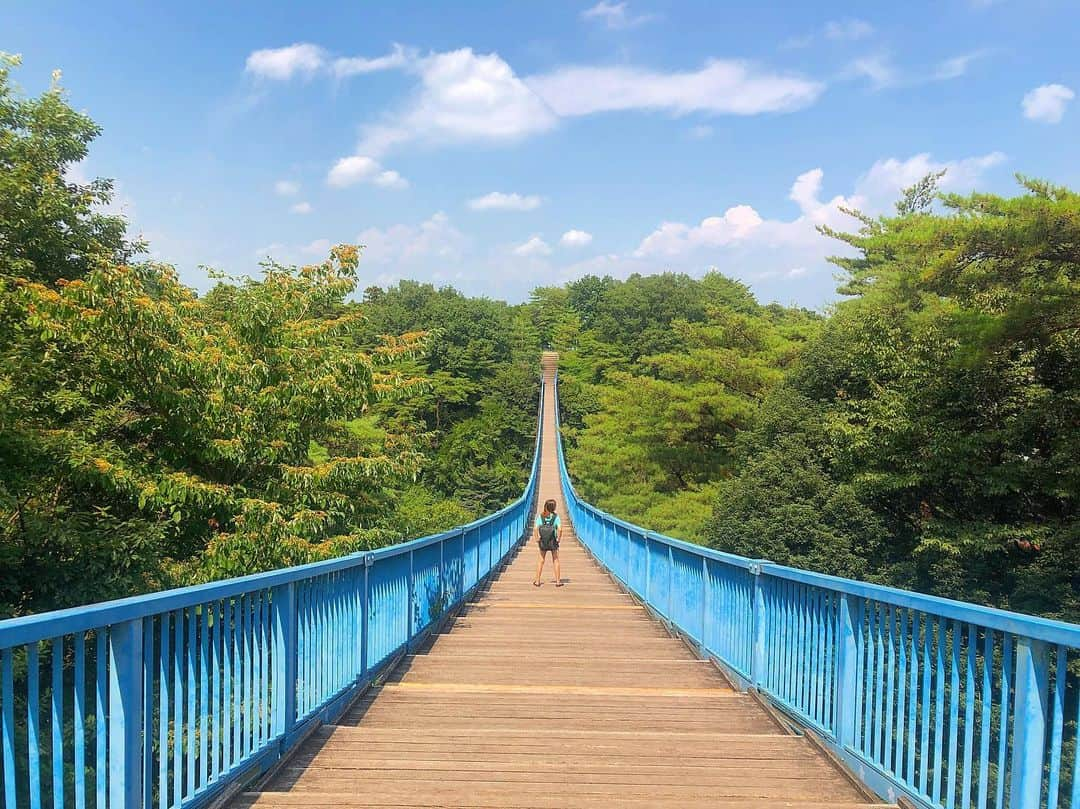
[
  {"x1": 553, "y1": 370, "x2": 1079, "y2": 809},
  {"x1": 0, "y1": 379, "x2": 545, "y2": 809}
]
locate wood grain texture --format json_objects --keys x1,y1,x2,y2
[{"x1": 231, "y1": 354, "x2": 893, "y2": 808}]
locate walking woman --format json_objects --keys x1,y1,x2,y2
[{"x1": 533, "y1": 498, "x2": 563, "y2": 587}]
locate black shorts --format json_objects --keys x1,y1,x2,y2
[{"x1": 539, "y1": 538, "x2": 559, "y2": 553}]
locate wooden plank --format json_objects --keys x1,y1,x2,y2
[{"x1": 237, "y1": 793, "x2": 895, "y2": 809}]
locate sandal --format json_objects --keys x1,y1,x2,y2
[
  {"x1": 555, "y1": 581, "x2": 564, "y2": 587},
  {"x1": 532, "y1": 580, "x2": 542, "y2": 587}
]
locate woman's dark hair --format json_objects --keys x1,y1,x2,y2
[{"x1": 544, "y1": 499, "x2": 557, "y2": 514}]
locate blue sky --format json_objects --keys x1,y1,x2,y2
[{"x1": 6, "y1": 0, "x2": 1079, "y2": 306}]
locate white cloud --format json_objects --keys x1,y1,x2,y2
[
  {"x1": 290, "y1": 201, "x2": 313, "y2": 214},
  {"x1": 629, "y1": 151, "x2": 1004, "y2": 294},
  {"x1": 581, "y1": 1, "x2": 657, "y2": 29},
  {"x1": 374, "y1": 170, "x2": 409, "y2": 189},
  {"x1": 332, "y1": 44, "x2": 414, "y2": 78},
  {"x1": 824, "y1": 19, "x2": 874, "y2": 40},
  {"x1": 358, "y1": 48, "x2": 558, "y2": 156},
  {"x1": 529, "y1": 59, "x2": 823, "y2": 117},
  {"x1": 688, "y1": 124, "x2": 714, "y2": 139},
  {"x1": 328, "y1": 156, "x2": 379, "y2": 187},
  {"x1": 847, "y1": 50, "x2": 990, "y2": 90},
  {"x1": 634, "y1": 205, "x2": 765, "y2": 258},
  {"x1": 330, "y1": 47, "x2": 820, "y2": 164},
  {"x1": 301, "y1": 238, "x2": 332, "y2": 256},
  {"x1": 855, "y1": 152, "x2": 1006, "y2": 203},
  {"x1": 1022, "y1": 84, "x2": 1075, "y2": 124},
  {"x1": 468, "y1": 191, "x2": 543, "y2": 211},
  {"x1": 245, "y1": 44, "x2": 326, "y2": 80},
  {"x1": 357, "y1": 212, "x2": 468, "y2": 266},
  {"x1": 513, "y1": 236, "x2": 552, "y2": 257},
  {"x1": 788, "y1": 168, "x2": 828, "y2": 215},
  {"x1": 274, "y1": 180, "x2": 300, "y2": 196},
  {"x1": 246, "y1": 43, "x2": 412, "y2": 81},
  {"x1": 326, "y1": 155, "x2": 408, "y2": 189},
  {"x1": 934, "y1": 51, "x2": 987, "y2": 80},
  {"x1": 785, "y1": 19, "x2": 873, "y2": 49},
  {"x1": 560, "y1": 229, "x2": 594, "y2": 247},
  {"x1": 846, "y1": 55, "x2": 897, "y2": 89}
]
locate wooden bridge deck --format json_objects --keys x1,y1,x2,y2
[{"x1": 232, "y1": 356, "x2": 890, "y2": 808}]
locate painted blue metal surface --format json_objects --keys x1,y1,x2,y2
[
  {"x1": 552, "y1": 370, "x2": 1080, "y2": 809},
  {"x1": 0, "y1": 381, "x2": 544, "y2": 809}
]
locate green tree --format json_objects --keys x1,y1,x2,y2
[
  {"x1": 2, "y1": 244, "x2": 428, "y2": 615},
  {"x1": 711, "y1": 176, "x2": 1080, "y2": 617}
]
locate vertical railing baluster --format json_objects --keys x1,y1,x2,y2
[
  {"x1": 142, "y1": 618, "x2": 153, "y2": 809},
  {"x1": 2, "y1": 647, "x2": 16, "y2": 809},
  {"x1": 976, "y1": 630, "x2": 992, "y2": 809},
  {"x1": 200, "y1": 606, "x2": 209, "y2": 790},
  {"x1": 895, "y1": 610, "x2": 908, "y2": 778},
  {"x1": 932, "y1": 617, "x2": 945, "y2": 806},
  {"x1": 1070, "y1": 644, "x2": 1080, "y2": 808},
  {"x1": 27, "y1": 642, "x2": 40, "y2": 809},
  {"x1": 1045, "y1": 644, "x2": 1066, "y2": 807},
  {"x1": 158, "y1": 614, "x2": 170, "y2": 809},
  {"x1": 222, "y1": 602, "x2": 233, "y2": 775},
  {"x1": 108, "y1": 619, "x2": 143, "y2": 809},
  {"x1": 947, "y1": 620, "x2": 961, "y2": 809},
  {"x1": 919, "y1": 615, "x2": 932, "y2": 795},
  {"x1": 186, "y1": 607, "x2": 196, "y2": 794},
  {"x1": 271, "y1": 582, "x2": 297, "y2": 744},
  {"x1": 835, "y1": 592, "x2": 859, "y2": 750},
  {"x1": 700, "y1": 557, "x2": 709, "y2": 654},
  {"x1": 751, "y1": 565, "x2": 767, "y2": 689},
  {"x1": 211, "y1": 601, "x2": 221, "y2": 780},
  {"x1": 95, "y1": 631, "x2": 106, "y2": 809},
  {"x1": 51, "y1": 636, "x2": 64, "y2": 809},
  {"x1": 73, "y1": 634, "x2": 86, "y2": 809},
  {"x1": 408, "y1": 550, "x2": 415, "y2": 645},
  {"x1": 171, "y1": 610, "x2": 183, "y2": 805},
  {"x1": 362, "y1": 557, "x2": 371, "y2": 681},
  {"x1": 995, "y1": 635, "x2": 1012, "y2": 809},
  {"x1": 905, "y1": 611, "x2": 918, "y2": 785},
  {"x1": 961, "y1": 624, "x2": 976, "y2": 809},
  {"x1": 639, "y1": 533, "x2": 648, "y2": 604},
  {"x1": 1009, "y1": 636, "x2": 1049, "y2": 809}
]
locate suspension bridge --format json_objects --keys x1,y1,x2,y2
[{"x1": 2, "y1": 352, "x2": 1078, "y2": 809}]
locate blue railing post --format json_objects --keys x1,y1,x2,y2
[
  {"x1": 644, "y1": 533, "x2": 651, "y2": 602},
  {"x1": 667, "y1": 544, "x2": 674, "y2": 621},
  {"x1": 751, "y1": 564, "x2": 767, "y2": 688},
  {"x1": 834, "y1": 592, "x2": 859, "y2": 749},
  {"x1": 271, "y1": 582, "x2": 297, "y2": 738},
  {"x1": 1010, "y1": 637, "x2": 1050, "y2": 808},
  {"x1": 701, "y1": 557, "x2": 710, "y2": 652},
  {"x1": 408, "y1": 549, "x2": 415, "y2": 644},
  {"x1": 107, "y1": 619, "x2": 143, "y2": 809},
  {"x1": 439, "y1": 536, "x2": 445, "y2": 613},
  {"x1": 361, "y1": 554, "x2": 372, "y2": 678}
]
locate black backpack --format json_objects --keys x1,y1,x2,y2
[{"x1": 538, "y1": 513, "x2": 557, "y2": 545}]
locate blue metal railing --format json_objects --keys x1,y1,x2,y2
[
  {"x1": 0, "y1": 380, "x2": 545, "y2": 809},
  {"x1": 553, "y1": 371, "x2": 1080, "y2": 809}
]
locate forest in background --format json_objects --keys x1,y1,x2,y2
[
  {"x1": 549, "y1": 178, "x2": 1079, "y2": 623},
  {"x1": 2, "y1": 58, "x2": 1077, "y2": 623}
]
